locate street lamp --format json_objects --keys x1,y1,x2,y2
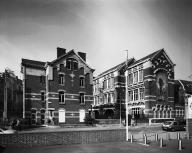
[{"x1": 125, "y1": 50, "x2": 129, "y2": 141}]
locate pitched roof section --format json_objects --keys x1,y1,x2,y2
[
  {"x1": 130, "y1": 48, "x2": 163, "y2": 66},
  {"x1": 51, "y1": 49, "x2": 94, "y2": 72},
  {"x1": 22, "y1": 58, "x2": 45, "y2": 69},
  {"x1": 97, "y1": 58, "x2": 135, "y2": 78},
  {"x1": 177, "y1": 80, "x2": 192, "y2": 94}
]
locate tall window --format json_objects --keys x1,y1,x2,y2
[
  {"x1": 59, "y1": 74, "x2": 65, "y2": 85},
  {"x1": 107, "y1": 93, "x2": 111, "y2": 103},
  {"x1": 79, "y1": 93, "x2": 85, "y2": 104},
  {"x1": 134, "y1": 89, "x2": 138, "y2": 101},
  {"x1": 107, "y1": 78, "x2": 110, "y2": 89},
  {"x1": 80, "y1": 77, "x2": 85, "y2": 87},
  {"x1": 111, "y1": 77, "x2": 114, "y2": 88},
  {"x1": 139, "y1": 88, "x2": 144, "y2": 100},
  {"x1": 103, "y1": 79, "x2": 107, "y2": 89},
  {"x1": 111, "y1": 93, "x2": 115, "y2": 103},
  {"x1": 128, "y1": 73, "x2": 133, "y2": 85},
  {"x1": 59, "y1": 64, "x2": 64, "y2": 71},
  {"x1": 73, "y1": 60, "x2": 78, "y2": 70},
  {"x1": 41, "y1": 92, "x2": 45, "y2": 101},
  {"x1": 128, "y1": 91, "x2": 133, "y2": 101},
  {"x1": 104, "y1": 94, "x2": 107, "y2": 104},
  {"x1": 59, "y1": 91, "x2": 65, "y2": 103},
  {"x1": 139, "y1": 69, "x2": 143, "y2": 82},
  {"x1": 66, "y1": 59, "x2": 72, "y2": 70},
  {"x1": 40, "y1": 75, "x2": 45, "y2": 84},
  {"x1": 133, "y1": 71, "x2": 138, "y2": 83}
]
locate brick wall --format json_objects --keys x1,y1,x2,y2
[{"x1": 0, "y1": 129, "x2": 126, "y2": 146}]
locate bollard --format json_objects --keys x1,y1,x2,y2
[
  {"x1": 160, "y1": 138, "x2": 163, "y2": 148},
  {"x1": 130, "y1": 134, "x2": 133, "y2": 143},
  {"x1": 144, "y1": 135, "x2": 147, "y2": 145},
  {"x1": 178, "y1": 139, "x2": 182, "y2": 150},
  {"x1": 155, "y1": 133, "x2": 158, "y2": 141},
  {"x1": 177, "y1": 133, "x2": 180, "y2": 140}
]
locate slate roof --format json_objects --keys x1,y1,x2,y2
[
  {"x1": 51, "y1": 49, "x2": 94, "y2": 72},
  {"x1": 21, "y1": 49, "x2": 94, "y2": 72},
  {"x1": 130, "y1": 48, "x2": 164, "y2": 66},
  {"x1": 97, "y1": 58, "x2": 135, "y2": 78},
  {"x1": 22, "y1": 58, "x2": 45, "y2": 69}
]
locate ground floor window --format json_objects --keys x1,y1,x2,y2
[
  {"x1": 79, "y1": 109, "x2": 85, "y2": 122},
  {"x1": 58, "y1": 109, "x2": 65, "y2": 123}
]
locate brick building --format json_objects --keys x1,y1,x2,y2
[
  {"x1": 125, "y1": 49, "x2": 175, "y2": 119},
  {"x1": 93, "y1": 49, "x2": 183, "y2": 121},
  {"x1": 92, "y1": 59, "x2": 135, "y2": 119},
  {"x1": 21, "y1": 48, "x2": 94, "y2": 125}
]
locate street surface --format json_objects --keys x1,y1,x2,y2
[{"x1": 2, "y1": 139, "x2": 192, "y2": 153}]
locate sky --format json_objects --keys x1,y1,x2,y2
[{"x1": 0, "y1": 0, "x2": 192, "y2": 80}]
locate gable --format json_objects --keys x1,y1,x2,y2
[
  {"x1": 152, "y1": 50, "x2": 175, "y2": 79},
  {"x1": 53, "y1": 51, "x2": 93, "y2": 75}
]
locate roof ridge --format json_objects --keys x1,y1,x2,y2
[{"x1": 97, "y1": 58, "x2": 134, "y2": 77}]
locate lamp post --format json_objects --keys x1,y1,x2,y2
[
  {"x1": 120, "y1": 92, "x2": 122, "y2": 126},
  {"x1": 125, "y1": 50, "x2": 129, "y2": 141}
]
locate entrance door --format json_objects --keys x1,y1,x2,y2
[
  {"x1": 79, "y1": 109, "x2": 85, "y2": 122},
  {"x1": 59, "y1": 109, "x2": 65, "y2": 123}
]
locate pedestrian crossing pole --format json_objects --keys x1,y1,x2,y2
[{"x1": 125, "y1": 50, "x2": 129, "y2": 141}]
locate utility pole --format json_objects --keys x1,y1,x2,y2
[
  {"x1": 119, "y1": 92, "x2": 121, "y2": 127},
  {"x1": 22, "y1": 66, "x2": 26, "y2": 119},
  {"x1": 125, "y1": 50, "x2": 129, "y2": 141}
]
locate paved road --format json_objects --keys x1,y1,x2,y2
[{"x1": 2, "y1": 139, "x2": 192, "y2": 153}]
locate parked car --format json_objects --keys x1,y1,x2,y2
[
  {"x1": 162, "y1": 120, "x2": 186, "y2": 131},
  {"x1": 0, "y1": 128, "x2": 16, "y2": 134}
]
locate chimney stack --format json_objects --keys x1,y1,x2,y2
[
  {"x1": 78, "y1": 52, "x2": 86, "y2": 61},
  {"x1": 57, "y1": 47, "x2": 66, "y2": 58}
]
